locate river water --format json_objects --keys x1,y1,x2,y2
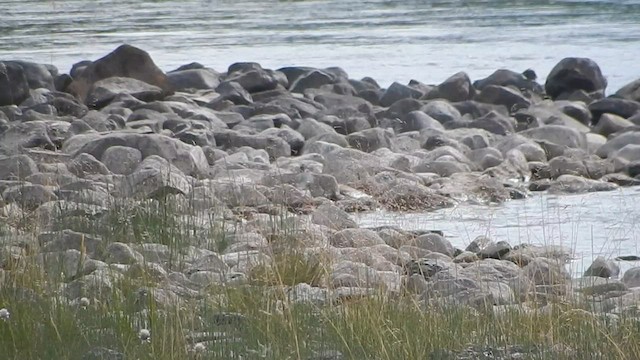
[
  {"x1": 1, "y1": 0, "x2": 640, "y2": 92},
  {"x1": 2, "y1": 0, "x2": 640, "y2": 274}
]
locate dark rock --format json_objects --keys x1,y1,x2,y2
[
  {"x1": 615, "y1": 78, "x2": 640, "y2": 102},
  {"x1": 426, "y1": 71, "x2": 474, "y2": 102},
  {"x1": 213, "y1": 81, "x2": 253, "y2": 105},
  {"x1": 166, "y1": 68, "x2": 220, "y2": 91},
  {"x1": 529, "y1": 179, "x2": 552, "y2": 191},
  {"x1": 465, "y1": 235, "x2": 494, "y2": 253},
  {"x1": 589, "y1": 97, "x2": 640, "y2": 122},
  {"x1": 421, "y1": 100, "x2": 462, "y2": 124},
  {"x1": 225, "y1": 63, "x2": 279, "y2": 93},
  {"x1": 584, "y1": 256, "x2": 620, "y2": 278},
  {"x1": 473, "y1": 69, "x2": 543, "y2": 93},
  {"x1": 0, "y1": 155, "x2": 39, "y2": 180},
  {"x1": 380, "y1": 82, "x2": 423, "y2": 107},
  {"x1": 290, "y1": 70, "x2": 336, "y2": 93},
  {"x1": 467, "y1": 111, "x2": 515, "y2": 135},
  {"x1": 404, "y1": 258, "x2": 445, "y2": 279},
  {"x1": 554, "y1": 100, "x2": 592, "y2": 125},
  {"x1": 545, "y1": 57, "x2": 607, "y2": 99},
  {"x1": 474, "y1": 84, "x2": 530, "y2": 112},
  {"x1": 120, "y1": 155, "x2": 191, "y2": 199},
  {"x1": 5, "y1": 60, "x2": 55, "y2": 91},
  {"x1": 622, "y1": 267, "x2": 640, "y2": 288},
  {"x1": 0, "y1": 62, "x2": 30, "y2": 106},
  {"x1": 66, "y1": 44, "x2": 171, "y2": 104},
  {"x1": 401, "y1": 110, "x2": 444, "y2": 132}
]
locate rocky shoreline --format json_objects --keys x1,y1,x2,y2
[{"x1": 2, "y1": 44, "x2": 640, "y2": 358}]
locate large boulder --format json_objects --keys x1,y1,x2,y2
[
  {"x1": 379, "y1": 82, "x2": 423, "y2": 107},
  {"x1": 519, "y1": 125, "x2": 587, "y2": 150},
  {"x1": 0, "y1": 155, "x2": 39, "y2": 180},
  {"x1": 615, "y1": 78, "x2": 640, "y2": 102},
  {"x1": 119, "y1": 156, "x2": 191, "y2": 199},
  {"x1": 473, "y1": 69, "x2": 543, "y2": 93},
  {"x1": 5, "y1": 60, "x2": 55, "y2": 91},
  {"x1": 596, "y1": 131, "x2": 640, "y2": 158},
  {"x1": 66, "y1": 45, "x2": 171, "y2": 104},
  {"x1": 583, "y1": 256, "x2": 620, "y2": 278},
  {"x1": 0, "y1": 61, "x2": 30, "y2": 106},
  {"x1": 545, "y1": 57, "x2": 607, "y2": 99},
  {"x1": 426, "y1": 71, "x2": 474, "y2": 102},
  {"x1": 85, "y1": 77, "x2": 164, "y2": 108},
  {"x1": 166, "y1": 68, "x2": 220, "y2": 91}
]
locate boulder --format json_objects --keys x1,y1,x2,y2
[
  {"x1": 615, "y1": 78, "x2": 640, "y2": 102},
  {"x1": 3, "y1": 183, "x2": 58, "y2": 210},
  {"x1": 100, "y1": 146, "x2": 143, "y2": 175},
  {"x1": 166, "y1": 68, "x2": 220, "y2": 91},
  {"x1": 66, "y1": 45, "x2": 171, "y2": 104},
  {"x1": 0, "y1": 155, "x2": 39, "y2": 180},
  {"x1": 474, "y1": 85, "x2": 530, "y2": 111},
  {"x1": 346, "y1": 128, "x2": 394, "y2": 153},
  {"x1": 622, "y1": 267, "x2": 640, "y2": 288},
  {"x1": 589, "y1": 97, "x2": 640, "y2": 122},
  {"x1": 413, "y1": 233, "x2": 455, "y2": 257},
  {"x1": 519, "y1": 125, "x2": 587, "y2": 150},
  {"x1": 545, "y1": 57, "x2": 607, "y2": 99},
  {"x1": 548, "y1": 174, "x2": 618, "y2": 194},
  {"x1": 311, "y1": 203, "x2": 357, "y2": 231},
  {"x1": 330, "y1": 229, "x2": 385, "y2": 248},
  {"x1": 596, "y1": 131, "x2": 640, "y2": 158},
  {"x1": 421, "y1": 100, "x2": 462, "y2": 124},
  {"x1": 0, "y1": 62, "x2": 30, "y2": 106},
  {"x1": 85, "y1": 77, "x2": 164, "y2": 108},
  {"x1": 478, "y1": 241, "x2": 512, "y2": 260},
  {"x1": 4, "y1": 60, "x2": 55, "y2": 91},
  {"x1": 522, "y1": 258, "x2": 571, "y2": 286},
  {"x1": 120, "y1": 155, "x2": 191, "y2": 199},
  {"x1": 473, "y1": 69, "x2": 543, "y2": 93},
  {"x1": 380, "y1": 82, "x2": 423, "y2": 107},
  {"x1": 427, "y1": 71, "x2": 474, "y2": 102},
  {"x1": 583, "y1": 256, "x2": 620, "y2": 278},
  {"x1": 401, "y1": 111, "x2": 444, "y2": 132},
  {"x1": 290, "y1": 70, "x2": 336, "y2": 93},
  {"x1": 224, "y1": 63, "x2": 279, "y2": 93}
]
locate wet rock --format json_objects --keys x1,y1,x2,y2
[
  {"x1": 0, "y1": 62, "x2": 30, "y2": 106},
  {"x1": 67, "y1": 45, "x2": 170, "y2": 104},
  {"x1": 584, "y1": 256, "x2": 620, "y2": 278},
  {"x1": 545, "y1": 57, "x2": 607, "y2": 99}
]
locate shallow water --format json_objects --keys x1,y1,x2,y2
[
  {"x1": 355, "y1": 186, "x2": 640, "y2": 276},
  {"x1": 2, "y1": 0, "x2": 640, "y2": 91}
]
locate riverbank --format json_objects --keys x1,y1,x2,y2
[{"x1": 1, "y1": 45, "x2": 640, "y2": 358}]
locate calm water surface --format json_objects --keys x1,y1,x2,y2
[
  {"x1": 355, "y1": 187, "x2": 640, "y2": 275},
  {"x1": 1, "y1": 0, "x2": 640, "y2": 91}
]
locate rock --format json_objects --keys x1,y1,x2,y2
[
  {"x1": 421, "y1": 100, "x2": 462, "y2": 125},
  {"x1": 379, "y1": 82, "x2": 423, "y2": 107},
  {"x1": 404, "y1": 258, "x2": 445, "y2": 279},
  {"x1": 262, "y1": 171, "x2": 340, "y2": 199},
  {"x1": 67, "y1": 45, "x2": 170, "y2": 104},
  {"x1": 467, "y1": 110, "x2": 515, "y2": 135},
  {"x1": 554, "y1": 100, "x2": 592, "y2": 125},
  {"x1": 330, "y1": 261, "x2": 381, "y2": 288},
  {"x1": 186, "y1": 253, "x2": 229, "y2": 274},
  {"x1": 522, "y1": 258, "x2": 570, "y2": 286},
  {"x1": 478, "y1": 241, "x2": 512, "y2": 260},
  {"x1": 346, "y1": 128, "x2": 394, "y2": 153},
  {"x1": 589, "y1": 97, "x2": 640, "y2": 122},
  {"x1": 548, "y1": 156, "x2": 588, "y2": 178},
  {"x1": 120, "y1": 155, "x2": 191, "y2": 199},
  {"x1": 474, "y1": 85, "x2": 530, "y2": 111},
  {"x1": 68, "y1": 153, "x2": 111, "y2": 177},
  {"x1": 0, "y1": 62, "x2": 30, "y2": 106},
  {"x1": 2, "y1": 183, "x2": 58, "y2": 210},
  {"x1": 548, "y1": 174, "x2": 618, "y2": 194},
  {"x1": 427, "y1": 72, "x2": 473, "y2": 102},
  {"x1": 519, "y1": 125, "x2": 587, "y2": 150},
  {"x1": 545, "y1": 57, "x2": 607, "y2": 99},
  {"x1": 167, "y1": 68, "x2": 220, "y2": 91},
  {"x1": 100, "y1": 146, "x2": 142, "y2": 175},
  {"x1": 572, "y1": 276, "x2": 627, "y2": 296},
  {"x1": 65, "y1": 133, "x2": 208, "y2": 177},
  {"x1": 473, "y1": 69, "x2": 543, "y2": 93},
  {"x1": 465, "y1": 235, "x2": 494, "y2": 253},
  {"x1": 593, "y1": 113, "x2": 634, "y2": 137},
  {"x1": 224, "y1": 63, "x2": 280, "y2": 93},
  {"x1": 64, "y1": 269, "x2": 118, "y2": 301},
  {"x1": 622, "y1": 267, "x2": 640, "y2": 288},
  {"x1": 85, "y1": 76, "x2": 164, "y2": 108},
  {"x1": 584, "y1": 256, "x2": 620, "y2": 278},
  {"x1": 615, "y1": 78, "x2": 640, "y2": 102},
  {"x1": 260, "y1": 126, "x2": 305, "y2": 155},
  {"x1": 401, "y1": 111, "x2": 444, "y2": 132},
  {"x1": 311, "y1": 203, "x2": 357, "y2": 231},
  {"x1": 215, "y1": 131, "x2": 290, "y2": 160},
  {"x1": 413, "y1": 233, "x2": 455, "y2": 257},
  {"x1": 104, "y1": 242, "x2": 143, "y2": 265},
  {"x1": 596, "y1": 131, "x2": 640, "y2": 158},
  {"x1": 330, "y1": 229, "x2": 385, "y2": 248},
  {"x1": 290, "y1": 70, "x2": 336, "y2": 93},
  {"x1": 0, "y1": 155, "x2": 39, "y2": 180}
]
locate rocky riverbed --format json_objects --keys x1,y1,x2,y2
[{"x1": 2, "y1": 44, "x2": 640, "y2": 358}]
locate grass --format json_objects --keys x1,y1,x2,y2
[{"x1": 1, "y1": 195, "x2": 640, "y2": 359}]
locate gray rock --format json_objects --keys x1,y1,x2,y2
[
  {"x1": 290, "y1": 70, "x2": 336, "y2": 93},
  {"x1": 465, "y1": 235, "x2": 494, "y2": 253},
  {"x1": 85, "y1": 76, "x2": 164, "y2": 108},
  {"x1": 100, "y1": 145, "x2": 142, "y2": 175},
  {"x1": 421, "y1": 100, "x2": 462, "y2": 124},
  {"x1": 414, "y1": 233, "x2": 455, "y2": 257},
  {"x1": 263, "y1": 171, "x2": 340, "y2": 199},
  {"x1": 2, "y1": 183, "x2": 58, "y2": 210},
  {"x1": 186, "y1": 253, "x2": 229, "y2": 274},
  {"x1": 68, "y1": 153, "x2": 111, "y2": 177},
  {"x1": 311, "y1": 203, "x2": 357, "y2": 231},
  {"x1": 427, "y1": 71, "x2": 473, "y2": 102},
  {"x1": 615, "y1": 78, "x2": 640, "y2": 102},
  {"x1": 584, "y1": 256, "x2": 620, "y2": 278},
  {"x1": 380, "y1": 82, "x2": 423, "y2": 107},
  {"x1": 64, "y1": 268, "x2": 118, "y2": 300},
  {"x1": 401, "y1": 111, "x2": 444, "y2": 132},
  {"x1": 330, "y1": 260, "x2": 381, "y2": 288},
  {"x1": 474, "y1": 85, "x2": 530, "y2": 111},
  {"x1": 596, "y1": 131, "x2": 640, "y2": 158},
  {"x1": 260, "y1": 126, "x2": 305, "y2": 155},
  {"x1": 120, "y1": 155, "x2": 191, "y2": 199},
  {"x1": 0, "y1": 61, "x2": 30, "y2": 106},
  {"x1": 622, "y1": 267, "x2": 640, "y2": 288},
  {"x1": 589, "y1": 97, "x2": 640, "y2": 121},
  {"x1": 522, "y1": 258, "x2": 570, "y2": 286},
  {"x1": 167, "y1": 68, "x2": 220, "y2": 91},
  {"x1": 330, "y1": 228, "x2": 385, "y2": 248},
  {"x1": 64, "y1": 132, "x2": 209, "y2": 177},
  {"x1": 104, "y1": 242, "x2": 143, "y2": 265},
  {"x1": 478, "y1": 241, "x2": 512, "y2": 260},
  {"x1": 519, "y1": 125, "x2": 587, "y2": 150},
  {"x1": 215, "y1": 131, "x2": 290, "y2": 160},
  {"x1": 0, "y1": 155, "x2": 39, "y2": 180},
  {"x1": 474, "y1": 68, "x2": 543, "y2": 93},
  {"x1": 572, "y1": 277, "x2": 627, "y2": 296},
  {"x1": 593, "y1": 113, "x2": 634, "y2": 137},
  {"x1": 545, "y1": 57, "x2": 607, "y2": 99},
  {"x1": 224, "y1": 65, "x2": 279, "y2": 93},
  {"x1": 548, "y1": 174, "x2": 618, "y2": 194},
  {"x1": 346, "y1": 128, "x2": 394, "y2": 153}
]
